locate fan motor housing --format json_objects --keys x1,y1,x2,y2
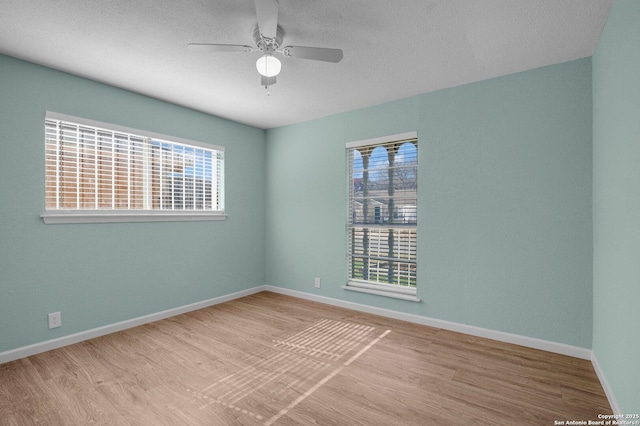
[{"x1": 254, "y1": 25, "x2": 284, "y2": 50}]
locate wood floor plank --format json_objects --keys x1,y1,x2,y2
[{"x1": 0, "y1": 291, "x2": 611, "y2": 425}]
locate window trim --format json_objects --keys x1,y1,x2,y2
[
  {"x1": 342, "y1": 281, "x2": 421, "y2": 302},
  {"x1": 42, "y1": 112, "x2": 226, "y2": 224},
  {"x1": 345, "y1": 131, "x2": 420, "y2": 301},
  {"x1": 345, "y1": 131, "x2": 418, "y2": 149},
  {"x1": 40, "y1": 210, "x2": 227, "y2": 224}
]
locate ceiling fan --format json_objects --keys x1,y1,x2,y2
[{"x1": 188, "y1": 0, "x2": 344, "y2": 88}]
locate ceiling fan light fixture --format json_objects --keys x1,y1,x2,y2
[{"x1": 256, "y1": 54, "x2": 281, "y2": 77}]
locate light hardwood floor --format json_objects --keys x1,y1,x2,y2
[{"x1": 0, "y1": 292, "x2": 611, "y2": 425}]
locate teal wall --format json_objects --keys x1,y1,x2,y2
[
  {"x1": 266, "y1": 58, "x2": 593, "y2": 348},
  {"x1": 592, "y1": 0, "x2": 640, "y2": 414},
  {"x1": 0, "y1": 54, "x2": 265, "y2": 353}
]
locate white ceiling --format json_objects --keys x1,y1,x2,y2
[{"x1": 0, "y1": 0, "x2": 612, "y2": 130}]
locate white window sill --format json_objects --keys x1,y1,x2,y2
[
  {"x1": 343, "y1": 281, "x2": 421, "y2": 302},
  {"x1": 41, "y1": 211, "x2": 227, "y2": 224}
]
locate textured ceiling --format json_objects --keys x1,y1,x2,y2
[{"x1": 0, "y1": 0, "x2": 612, "y2": 129}]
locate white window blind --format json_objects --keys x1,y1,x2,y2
[
  {"x1": 43, "y1": 112, "x2": 224, "y2": 223},
  {"x1": 346, "y1": 132, "x2": 418, "y2": 300}
]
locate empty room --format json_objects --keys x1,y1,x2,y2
[{"x1": 0, "y1": 0, "x2": 638, "y2": 424}]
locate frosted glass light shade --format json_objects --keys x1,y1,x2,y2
[{"x1": 256, "y1": 54, "x2": 281, "y2": 77}]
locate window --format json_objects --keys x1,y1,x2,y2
[
  {"x1": 42, "y1": 112, "x2": 225, "y2": 224},
  {"x1": 346, "y1": 132, "x2": 419, "y2": 301}
]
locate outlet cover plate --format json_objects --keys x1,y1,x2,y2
[{"x1": 48, "y1": 312, "x2": 61, "y2": 329}]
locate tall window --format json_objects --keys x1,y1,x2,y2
[
  {"x1": 347, "y1": 132, "x2": 418, "y2": 301},
  {"x1": 43, "y1": 112, "x2": 224, "y2": 223}
]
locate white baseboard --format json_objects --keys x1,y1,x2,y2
[
  {"x1": 0, "y1": 285, "x2": 267, "y2": 365},
  {"x1": 265, "y1": 287, "x2": 625, "y2": 411},
  {"x1": 2, "y1": 284, "x2": 619, "y2": 415},
  {"x1": 591, "y1": 351, "x2": 622, "y2": 415},
  {"x1": 1, "y1": 285, "x2": 591, "y2": 364},
  {"x1": 265, "y1": 286, "x2": 593, "y2": 360}
]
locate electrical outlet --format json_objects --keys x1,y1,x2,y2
[
  {"x1": 314, "y1": 277, "x2": 321, "y2": 289},
  {"x1": 48, "y1": 312, "x2": 61, "y2": 329}
]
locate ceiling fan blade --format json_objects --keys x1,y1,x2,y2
[
  {"x1": 261, "y1": 75, "x2": 277, "y2": 86},
  {"x1": 188, "y1": 43, "x2": 254, "y2": 53},
  {"x1": 282, "y1": 46, "x2": 343, "y2": 63},
  {"x1": 255, "y1": 0, "x2": 278, "y2": 39}
]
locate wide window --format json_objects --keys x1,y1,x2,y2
[
  {"x1": 42, "y1": 112, "x2": 225, "y2": 224},
  {"x1": 346, "y1": 132, "x2": 418, "y2": 301}
]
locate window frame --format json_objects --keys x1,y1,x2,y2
[
  {"x1": 344, "y1": 131, "x2": 420, "y2": 302},
  {"x1": 41, "y1": 111, "x2": 226, "y2": 224}
]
